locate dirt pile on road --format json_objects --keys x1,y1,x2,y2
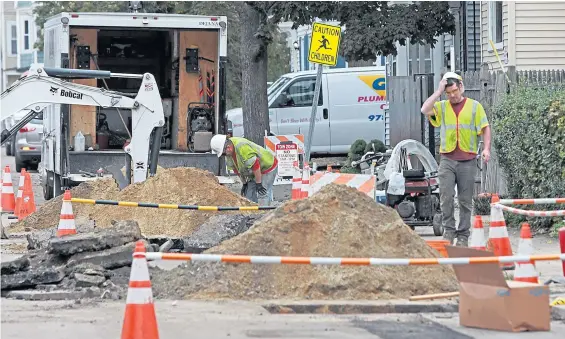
[
  {"x1": 12, "y1": 168, "x2": 257, "y2": 237},
  {"x1": 150, "y1": 184, "x2": 459, "y2": 301},
  {"x1": 10, "y1": 178, "x2": 120, "y2": 233}
]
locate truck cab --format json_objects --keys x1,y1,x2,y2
[{"x1": 227, "y1": 66, "x2": 388, "y2": 154}]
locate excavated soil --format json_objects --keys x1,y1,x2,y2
[
  {"x1": 150, "y1": 184, "x2": 459, "y2": 301},
  {"x1": 11, "y1": 168, "x2": 258, "y2": 237}
]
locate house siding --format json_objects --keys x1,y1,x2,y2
[
  {"x1": 514, "y1": 1, "x2": 565, "y2": 70},
  {"x1": 480, "y1": 1, "x2": 510, "y2": 70}
]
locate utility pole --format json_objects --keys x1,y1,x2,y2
[{"x1": 448, "y1": 1, "x2": 461, "y2": 72}]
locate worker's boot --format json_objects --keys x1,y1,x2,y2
[
  {"x1": 443, "y1": 231, "x2": 456, "y2": 245},
  {"x1": 455, "y1": 235, "x2": 469, "y2": 247}
]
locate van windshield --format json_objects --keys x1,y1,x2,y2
[{"x1": 267, "y1": 77, "x2": 291, "y2": 101}]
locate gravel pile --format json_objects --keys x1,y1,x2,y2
[
  {"x1": 150, "y1": 184, "x2": 459, "y2": 301},
  {"x1": 11, "y1": 168, "x2": 262, "y2": 237}
]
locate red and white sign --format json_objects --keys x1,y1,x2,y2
[{"x1": 275, "y1": 142, "x2": 298, "y2": 177}]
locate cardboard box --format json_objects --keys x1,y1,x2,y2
[{"x1": 446, "y1": 246, "x2": 550, "y2": 332}]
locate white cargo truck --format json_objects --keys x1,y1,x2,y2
[
  {"x1": 37, "y1": 11, "x2": 229, "y2": 200},
  {"x1": 226, "y1": 66, "x2": 389, "y2": 154}
]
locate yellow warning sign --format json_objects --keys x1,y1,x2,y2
[{"x1": 308, "y1": 22, "x2": 341, "y2": 66}]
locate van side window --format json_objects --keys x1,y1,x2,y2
[{"x1": 275, "y1": 78, "x2": 323, "y2": 108}]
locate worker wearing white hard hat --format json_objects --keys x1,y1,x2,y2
[
  {"x1": 420, "y1": 71, "x2": 491, "y2": 247},
  {"x1": 210, "y1": 134, "x2": 278, "y2": 205}
]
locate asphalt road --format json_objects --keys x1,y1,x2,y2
[{"x1": 3, "y1": 299, "x2": 565, "y2": 339}]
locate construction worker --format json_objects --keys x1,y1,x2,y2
[
  {"x1": 420, "y1": 72, "x2": 491, "y2": 247},
  {"x1": 210, "y1": 134, "x2": 278, "y2": 205}
]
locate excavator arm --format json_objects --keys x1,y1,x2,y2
[{"x1": 0, "y1": 64, "x2": 165, "y2": 184}]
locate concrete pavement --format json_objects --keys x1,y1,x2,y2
[{"x1": 2, "y1": 299, "x2": 565, "y2": 339}]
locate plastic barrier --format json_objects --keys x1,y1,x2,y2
[
  {"x1": 143, "y1": 252, "x2": 565, "y2": 266},
  {"x1": 498, "y1": 198, "x2": 565, "y2": 205},
  {"x1": 70, "y1": 198, "x2": 276, "y2": 211},
  {"x1": 493, "y1": 203, "x2": 565, "y2": 217}
]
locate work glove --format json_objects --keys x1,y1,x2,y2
[
  {"x1": 240, "y1": 182, "x2": 248, "y2": 196},
  {"x1": 256, "y1": 183, "x2": 267, "y2": 196}
]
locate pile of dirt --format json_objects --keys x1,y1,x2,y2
[
  {"x1": 10, "y1": 178, "x2": 120, "y2": 233},
  {"x1": 150, "y1": 184, "x2": 459, "y2": 301},
  {"x1": 12, "y1": 168, "x2": 257, "y2": 237}
]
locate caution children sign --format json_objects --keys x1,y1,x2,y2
[{"x1": 308, "y1": 22, "x2": 341, "y2": 66}]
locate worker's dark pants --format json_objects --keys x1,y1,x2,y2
[
  {"x1": 243, "y1": 167, "x2": 278, "y2": 205},
  {"x1": 438, "y1": 157, "x2": 477, "y2": 240}
]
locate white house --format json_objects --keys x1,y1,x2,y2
[{"x1": 0, "y1": 0, "x2": 42, "y2": 92}]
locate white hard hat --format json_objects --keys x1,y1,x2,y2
[
  {"x1": 210, "y1": 134, "x2": 227, "y2": 157},
  {"x1": 442, "y1": 72, "x2": 462, "y2": 81}
]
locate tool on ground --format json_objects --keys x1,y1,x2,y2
[
  {"x1": 382, "y1": 142, "x2": 443, "y2": 236},
  {"x1": 57, "y1": 190, "x2": 77, "y2": 237},
  {"x1": 409, "y1": 291, "x2": 459, "y2": 301},
  {"x1": 121, "y1": 241, "x2": 159, "y2": 339},
  {"x1": 488, "y1": 195, "x2": 515, "y2": 270},
  {"x1": 513, "y1": 223, "x2": 539, "y2": 284}
]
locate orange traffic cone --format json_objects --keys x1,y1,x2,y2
[
  {"x1": 488, "y1": 195, "x2": 514, "y2": 270},
  {"x1": 513, "y1": 223, "x2": 539, "y2": 284},
  {"x1": 1, "y1": 166, "x2": 16, "y2": 213},
  {"x1": 469, "y1": 215, "x2": 486, "y2": 251},
  {"x1": 17, "y1": 172, "x2": 36, "y2": 220},
  {"x1": 291, "y1": 161, "x2": 302, "y2": 200},
  {"x1": 300, "y1": 161, "x2": 310, "y2": 199},
  {"x1": 14, "y1": 169, "x2": 26, "y2": 218},
  {"x1": 121, "y1": 240, "x2": 159, "y2": 339},
  {"x1": 56, "y1": 190, "x2": 76, "y2": 237}
]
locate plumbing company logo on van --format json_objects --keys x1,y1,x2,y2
[{"x1": 357, "y1": 75, "x2": 386, "y2": 103}]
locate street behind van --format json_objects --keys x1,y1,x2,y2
[{"x1": 226, "y1": 66, "x2": 388, "y2": 154}]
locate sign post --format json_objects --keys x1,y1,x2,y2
[{"x1": 304, "y1": 22, "x2": 342, "y2": 163}]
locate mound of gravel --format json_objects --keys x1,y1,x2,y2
[
  {"x1": 150, "y1": 184, "x2": 459, "y2": 301},
  {"x1": 12, "y1": 167, "x2": 261, "y2": 237}
]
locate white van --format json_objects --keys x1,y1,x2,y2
[{"x1": 226, "y1": 66, "x2": 388, "y2": 155}]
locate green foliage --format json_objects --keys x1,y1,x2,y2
[
  {"x1": 269, "y1": 1, "x2": 455, "y2": 61},
  {"x1": 491, "y1": 84, "x2": 565, "y2": 229}
]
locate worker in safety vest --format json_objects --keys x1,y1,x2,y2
[
  {"x1": 420, "y1": 72, "x2": 491, "y2": 247},
  {"x1": 210, "y1": 134, "x2": 278, "y2": 205}
]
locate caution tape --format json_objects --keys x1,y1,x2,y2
[
  {"x1": 498, "y1": 198, "x2": 565, "y2": 205},
  {"x1": 494, "y1": 203, "x2": 565, "y2": 217},
  {"x1": 70, "y1": 198, "x2": 276, "y2": 211},
  {"x1": 142, "y1": 252, "x2": 565, "y2": 266}
]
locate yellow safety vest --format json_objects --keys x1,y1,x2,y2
[
  {"x1": 428, "y1": 98, "x2": 489, "y2": 154},
  {"x1": 226, "y1": 137, "x2": 277, "y2": 178}
]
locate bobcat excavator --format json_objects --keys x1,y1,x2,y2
[{"x1": 1, "y1": 63, "x2": 164, "y2": 184}]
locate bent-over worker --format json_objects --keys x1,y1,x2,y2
[
  {"x1": 420, "y1": 72, "x2": 491, "y2": 247},
  {"x1": 210, "y1": 134, "x2": 278, "y2": 205}
]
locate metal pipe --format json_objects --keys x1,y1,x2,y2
[
  {"x1": 0, "y1": 110, "x2": 38, "y2": 145},
  {"x1": 110, "y1": 72, "x2": 145, "y2": 79},
  {"x1": 148, "y1": 126, "x2": 163, "y2": 177}
]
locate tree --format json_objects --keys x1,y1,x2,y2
[{"x1": 231, "y1": 1, "x2": 455, "y2": 145}]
